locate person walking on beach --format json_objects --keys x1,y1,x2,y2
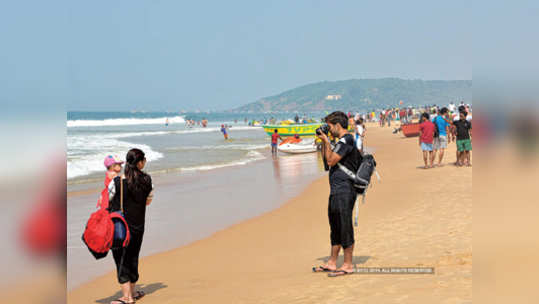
[
  {"x1": 419, "y1": 112, "x2": 436, "y2": 169},
  {"x1": 399, "y1": 108, "x2": 407, "y2": 124},
  {"x1": 313, "y1": 111, "x2": 360, "y2": 277},
  {"x1": 271, "y1": 129, "x2": 283, "y2": 156},
  {"x1": 454, "y1": 111, "x2": 472, "y2": 166},
  {"x1": 432, "y1": 107, "x2": 451, "y2": 166},
  {"x1": 108, "y1": 148, "x2": 154, "y2": 304}
]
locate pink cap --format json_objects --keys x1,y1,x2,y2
[{"x1": 104, "y1": 155, "x2": 124, "y2": 168}]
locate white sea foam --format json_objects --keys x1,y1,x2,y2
[
  {"x1": 67, "y1": 123, "x2": 264, "y2": 179},
  {"x1": 77, "y1": 126, "x2": 262, "y2": 140},
  {"x1": 67, "y1": 136, "x2": 163, "y2": 179},
  {"x1": 67, "y1": 116, "x2": 186, "y2": 127}
]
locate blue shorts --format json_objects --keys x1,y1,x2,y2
[
  {"x1": 421, "y1": 142, "x2": 433, "y2": 151},
  {"x1": 271, "y1": 143, "x2": 277, "y2": 147}
]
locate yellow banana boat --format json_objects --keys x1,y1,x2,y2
[{"x1": 262, "y1": 123, "x2": 322, "y2": 137}]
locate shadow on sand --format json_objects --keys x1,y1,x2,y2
[{"x1": 95, "y1": 282, "x2": 168, "y2": 303}]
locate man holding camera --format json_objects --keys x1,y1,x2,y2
[{"x1": 314, "y1": 111, "x2": 360, "y2": 277}]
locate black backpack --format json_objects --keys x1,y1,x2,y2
[
  {"x1": 337, "y1": 151, "x2": 380, "y2": 227},
  {"x1": 337, "y1": 153, "x2": 378, "y2": 195}
]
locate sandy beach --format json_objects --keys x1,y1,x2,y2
[{"x1": 68, "y1": 122, "x2": 472, "y2": 303}]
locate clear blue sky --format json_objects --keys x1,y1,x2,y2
[{"x1": 2, "y1": 1, "x2": 472, "y2": 112}]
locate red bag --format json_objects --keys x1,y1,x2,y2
[
  {"x1": 82, "y1": 177, "x2": 130, "y2": 259},
  {"x1": 83, "y1": 208, "x2": 115, "y2": 254}
]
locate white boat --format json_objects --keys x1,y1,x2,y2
[{"x1": 277, "y1": 138, "x2": 317, "y2": 154}]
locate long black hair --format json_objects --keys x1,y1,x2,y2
[{"x1": 124, "y1": 148, "x2": 152, "y2": 194}]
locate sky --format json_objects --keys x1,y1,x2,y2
[{"x1": 2, "y1": 1, "x2": 473, "y2": 112}]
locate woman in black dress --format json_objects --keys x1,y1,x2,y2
[{"x1": 108, "y1": 148, "x2": 154, "y2": 304}]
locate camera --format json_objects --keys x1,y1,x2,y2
[{"x1": 316, "y1": 124, "x2": 330, "y2": 136}]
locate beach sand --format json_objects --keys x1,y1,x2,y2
[{"x1": 67, "y1": 122, "x2": 471, "y2": 303}]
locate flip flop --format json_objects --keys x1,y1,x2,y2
[
  {"x1": 134, "y1": 291, "x2": 145, "y2": 300},
  {"x1": 312, "y1": 265, "x2": 335, "y2": 273},
  {"x1": 110, "y1": 299, "x2": 135, "y2": 304},
  {"x1": 328, "y1": 269, "x2": 354, "y2": 277}
]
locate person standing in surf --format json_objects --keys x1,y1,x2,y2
[
  {"x1": 220, "y1": 124, "x2": 229, "y2": 140},
  {"x1": 271, "y1": 129, "x2": 283, "y2": 156},
  {"x1": 108, "y1": 148, "x2": 154, "y2": 304}
]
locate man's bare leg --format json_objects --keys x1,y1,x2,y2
[
  {"x1": 325, "y1": 245, "x2": 340, "y2": 270},
  {"x1": 422, "y1": 151, "x2": 428, "y2": 168},
  {"x1": 341, "y1": 244, "x2": 354, "y2": 272},
  {"x1": 329, "y1": 244, "x2": 355, "y2": 276},
  {"x1": 429, "y1": 151, "x2": 435, "y2": 168},
  {"x1": 457, "y1": 151, "x2": 464, "y2": 166},
  {"x1": 465, "y1": 151, "x2": 471, "y2": 166},
  {"x1": 438, "y1": 148, "x2": 445, "y2": 165}
]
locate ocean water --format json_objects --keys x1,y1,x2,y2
[{"x1": 67, "y1": 112, "x2": 299, "y2": 183}]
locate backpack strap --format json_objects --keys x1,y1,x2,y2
[
  {"x1": 374, "y1": 168, "x2": 381, "y2": 182},
  {"x1": 337, "y1": 162, "x2": 356, "y2": 179}
]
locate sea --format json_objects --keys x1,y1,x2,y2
[{"x1": 67, "y1": 111, "x2": 310, "y2": 184}]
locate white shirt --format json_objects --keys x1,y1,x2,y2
[{"x1": 356, "y1": 125, "x2": 365, "y2": 136}]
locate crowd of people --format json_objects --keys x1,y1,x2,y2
[
  {"x1": 418, "y1": 103, "x2": 472, "y2": 168},
  {"x1": 342, "y1": 101, "x2": 472, "y2": 168},
  {"x1": 185, "y1": 119, "x2": 208, "y2": 128}
]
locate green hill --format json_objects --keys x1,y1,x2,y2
[{"x1": 232, "y1": 78, "x2": 471, "y2": 112}]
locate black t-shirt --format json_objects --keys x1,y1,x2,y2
[
  {"x1": 454, "y1": 119, "x2": 472, "y2": 140},
  {"x1": 328, "y1": 133, "x2": 360, "y2": 194},
  {"x1": 109, "y1": 175, "x2": 153, "y2": 232}
]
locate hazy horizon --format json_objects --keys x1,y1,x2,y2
[{"x1": 69, "y1": 77, "x2": 472, "y2": 113}]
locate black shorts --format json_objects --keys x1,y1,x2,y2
[
  {"x1": 112, "y1": 229, "x2": 144, "y2": 284},
  {"x1": 328, "y1": 191, "x2": 357, "y2": 248}
]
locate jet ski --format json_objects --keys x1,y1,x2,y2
[{"x1": 277, "y1": 137, "x2": 317, "y2": 154}]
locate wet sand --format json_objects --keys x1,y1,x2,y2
[{"x1": 68, "y1": 122, "x2": 471, "y2": 303}]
